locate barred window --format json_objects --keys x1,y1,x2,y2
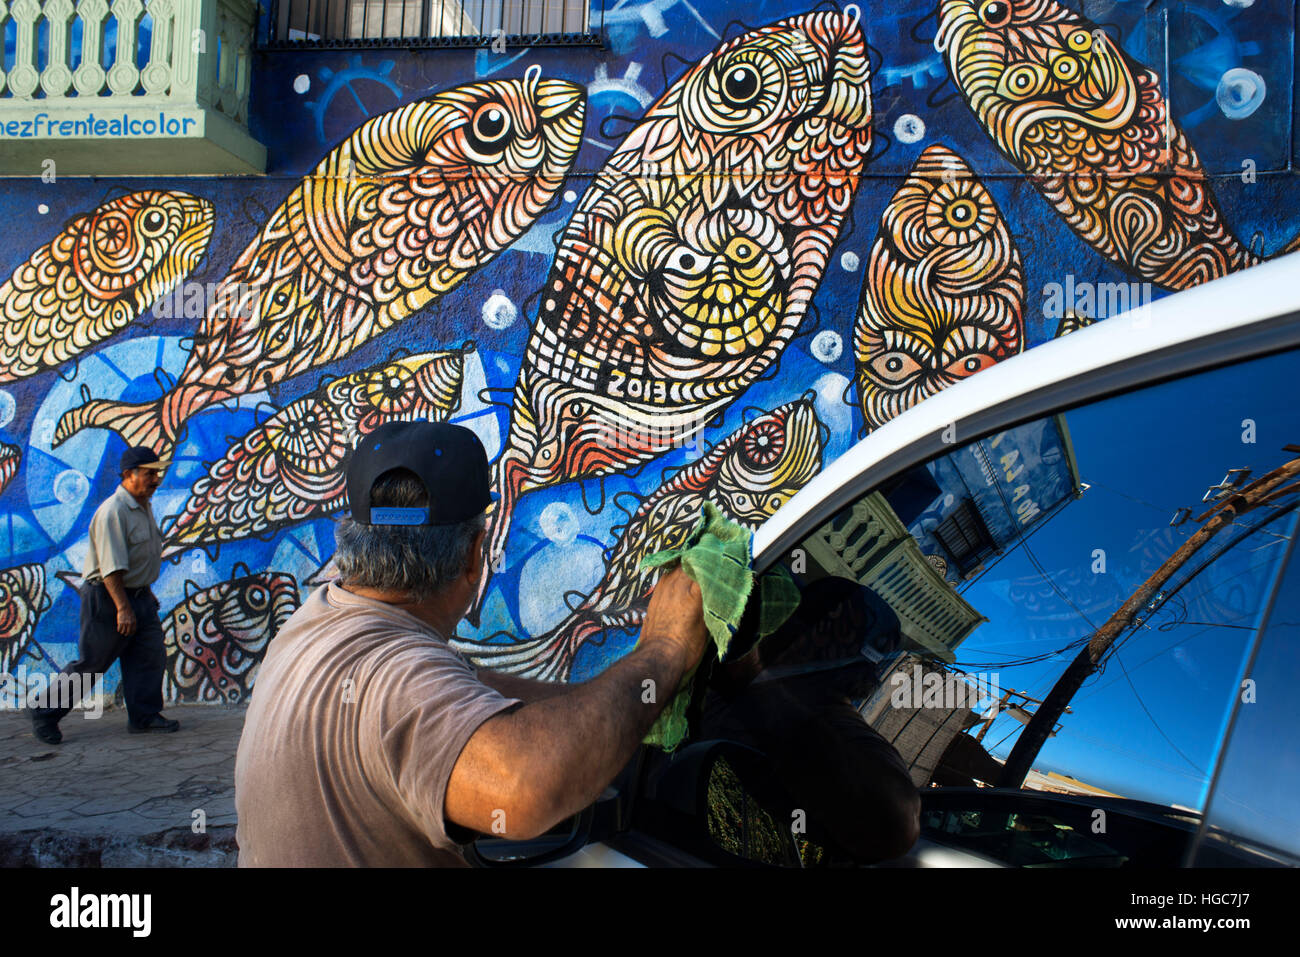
[{"x1": 267, "y1": 0, "x2": 599, "y2": 46}]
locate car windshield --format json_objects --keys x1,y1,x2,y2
[{"x1": 694, "y1": 346, "x2": 1300, "y2": 866}]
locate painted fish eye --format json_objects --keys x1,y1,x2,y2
[
  {"x1": 1002, "y1": 63, "x2": 1042, "y2": 98},
  {"x1": 468, "y1": 102, "x2": 513, "y2": 154},
  {"x1": 944, "y1": 198, "x2": 979, "y2": 229},
  {"x1": 978, "y1": 0, "x2": 1012, "y2": 27},
  {"x1": 946, "y1": 353, "x2": 997, "y2": 376},
  {"x1": 272, "y1": 289, "x2": 291, "y2": 309},
  {"x1": 725, "y1": 237, "x2": 760, "y2": 265},
  {"x1": 1052, "y1": 55, "x2": 1081, "y2": 82},
  {"x1": 721, "y1": 63, "x2": 761, "y2": 108},
  {"x1": 1068, "y1": 30, "x2": 1092, "y2": 52},
  {"x1": 741, "y1": 419, "x2": 785, "y2": 467},
  {"x1": 245, "y1": 586, "x2": 268, "y2": 612},
  {"x1": 870, "y1": 351, "x2": 923, "y2": 385},
  {"x1": 139, "y1": 207, "x2": 169, "y2": 238},
  {"x1": 669, "y1": 249, "x2": 705, "y2": 273}
]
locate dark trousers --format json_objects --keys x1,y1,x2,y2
[{"x1": 33, "y1": 583, "x2": 165, "y2": 727}]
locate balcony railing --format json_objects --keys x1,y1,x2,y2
[
  {"x1": 262, "y1": 0, "x2": 603, "y2": 48},
  {"x1": 0, "y1": 0, "x2": 266, "y2": 174}
]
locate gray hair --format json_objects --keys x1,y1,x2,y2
[{"x1": 334, "y1": 469, "x2": 485, "y2": 602}]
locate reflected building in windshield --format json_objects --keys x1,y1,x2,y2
[{"x1": 788, "y1": 415, "x2": 1086, "y2": 787}]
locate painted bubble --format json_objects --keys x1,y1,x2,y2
[
  {"x1": 54, "y1": 469, "x2": 90, "y2": 505},
  {"x1": 811, "y1": 330, "x2": 843, "y2": 364},
  {"x1": 840, "y1": 251, "x2": 860, "y2": 273},
  {"x1": 893, "y1": 113, "x2": 925, "y2": 144},
  {"x1": 293, "y1": 74, "x2": 311, "y2": 94},
  {"x1": 38, "y1": 204, "x2": 49, "y2": 215},
  {"x1": 1216, "y1": 68, "x2": 1266, "y2": 120},
  {"x1": 482, "y1": 291, "x2": 518, "y2": 330},
  {"x1": 539, "y1": 501, "x2": 579, "y2": 544},
  {"x1": 812, "y1": 372, "x2": 853, "y2": 449},
  {"x1": 564, "y1": 190, "x2": 578, "y2": 203},
  {"x1": 0, "y1": 390, "x2": 14, "y2": 429}
]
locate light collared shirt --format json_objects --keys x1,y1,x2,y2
[{"x1": 83, "y1": 484, "x2": 162, "y2": 588}]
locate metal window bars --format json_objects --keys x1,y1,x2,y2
[{"x1": 261, "y1": 0, "x2": 603, "y2": 48}]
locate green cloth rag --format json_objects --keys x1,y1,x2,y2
[{"x1": 637, "y1": 502, "x2": 801, "y2": 752}]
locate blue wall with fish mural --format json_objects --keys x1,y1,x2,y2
[{"x1": 0, "y1": 0, "x2": 1295, "y2": 701}]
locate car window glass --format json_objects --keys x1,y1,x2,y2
[
  {"x1": 1191, "y1": 514, "x2": 1300, "y2": 866},
  {"x1": 693, "y1": 347, "x2": 1299, "y2": 866}
]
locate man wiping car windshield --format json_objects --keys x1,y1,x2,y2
[{"x1": 234, "y1": 420, "x2": 709, "y2": 866}]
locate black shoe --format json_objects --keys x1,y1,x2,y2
[
  {"x1": 128, "y1": 714, "x2": 180, "y2": 734},
  {"x1": 29, "y1": 711, "x2": 62, "y2": 745}
]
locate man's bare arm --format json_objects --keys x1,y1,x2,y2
[
  {"x1": 447, "y1": 569, "x2": 707, "y2": 839},
  {"x1": 101, "y1": 571, "x2": 137, "y2": 636},
  {"x1": 475, "y1": 670, "x2": 569, "y2": 703}
]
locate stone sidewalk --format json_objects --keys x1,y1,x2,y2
[{"x1": 0, "y1": 703, "x2": 245, "y2": 866}]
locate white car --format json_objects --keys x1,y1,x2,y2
[{"x1": 472, "y1": 251, "x2": 1300, "y2": 868}]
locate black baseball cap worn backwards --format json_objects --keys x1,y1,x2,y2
[{"x1": 347, "y1": 421, "x2": 495, "y2": 526}]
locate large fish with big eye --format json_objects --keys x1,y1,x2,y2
[
  {"x1": 0, "y1": 563, "x2": 50, "y2": 673},
  {"x1": 853, "y1": 144, "x2": 1024, "y2": 432},
  {"x1": 161, "y1": 346, "x2": 469, "y2": 558},
  {"x1": 0, "y1": 190, "x2": 213, "y2": 383},
  {"x1": 935, "y1": 0, "x2": 1257, "y2": 289},
  {"x1": 162, "y1": 571, "x2": 300, "y2": 704},
  {"x1": 472, "y1": 8, "x2": 873, "y2": 619},
  {"x1": 460, "y1": 398, "x2": 824, "y2": 680},
  {"x1": 54, "y1": 72, "x2": 586, "y2": 455}
]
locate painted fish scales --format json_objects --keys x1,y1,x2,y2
[
  {"x1": 853, "y1": 144, "x2": 1025, "y2": 432},
  {"x1": 463, "y1": 397, "x2": 823, "y2": 680},
  {"x1": 162, "y1": 347, "x2": 468, "y2": 557},
  {"x1": 54, "y1": 74, "x2": 585, "y2": 455},
  {"x1": 0, "y1": 191, "x2": 213, "y2": 383},
  {"x1": 936, "y1": 0, "x2": 1257, "y2": 290},
  {"x1": 473, "y1": 9, "x2": 873, "y2": 619}
]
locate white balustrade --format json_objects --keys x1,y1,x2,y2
[{"x1": 0, "y1": 0, "x2": 257, "y2": 129}]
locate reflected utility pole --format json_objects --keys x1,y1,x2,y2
[{"x1": 997, "y1": 447, "x2": 1300, "y2": 789}]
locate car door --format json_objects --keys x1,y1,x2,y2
[{"x1": 601, "y1": 254, "x2": 1300, "y2": 868}]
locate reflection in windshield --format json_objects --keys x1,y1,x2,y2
[{"x1": 698, "y1": 347, "x2": 1298, "y2": 865}]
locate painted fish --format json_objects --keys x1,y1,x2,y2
[
  {"x1": 0, "y1": 190, "x2": 213, "y2": 383},
  {"x1": 54, "y1": 73, "x2": 586, "y2": 455},
  {"x1": 474, "y1": 9, "x2": 873, "y2": 618},
  {"x1": 0, "y1": 563, "x2": 50, "y2": 673},
  {"x1": 935, "y1": 0, "x2": 1257, "y2": 289},
  {"x1": 161, "y1": 346, "x2": 468, "y2": 557},
  {"x1": 162, "y1": 571, "x2": 300, "y2": 704},
  {"x1": 853, "y1": 144, "x2": 1024, "y2": 432},
  {"x1": 0, "y1": 443, "x2": 19, "y2": 498},
  {"x1": 461, "y1": 398, "x2": 824, "y2": 680}
]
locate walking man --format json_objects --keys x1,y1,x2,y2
[
  {"x1": 235, "y1": 421, "x2": 710, "y2": 866},
  {"x1": 30, "y1": 446, "x2": 180, "y2": 744}
]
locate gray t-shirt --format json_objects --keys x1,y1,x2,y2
[{"x1": 234, "y1": 582, "x2": 520, "y2": 867}]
